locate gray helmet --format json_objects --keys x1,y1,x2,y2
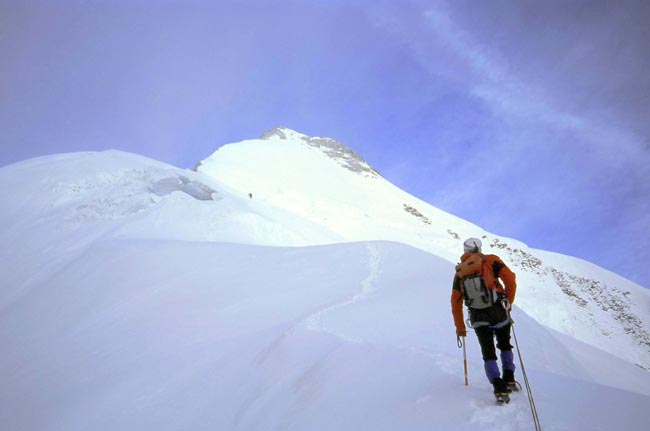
[{"x1": 463, "y1": 237, "x2": 482, "y2": 253}]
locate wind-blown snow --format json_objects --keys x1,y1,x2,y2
[{"x1": 1, "y1": 141, "x2": 649, "y2": 431}]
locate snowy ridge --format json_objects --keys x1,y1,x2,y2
[
  {"x1": 1, "y1": 138, "x2": 649, "y2": 430},
  {"x1": 198, "y1": 127, "x2": 650, "y2": 370}
]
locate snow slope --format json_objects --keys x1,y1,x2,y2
[
  {"x1": 197, "y1": 127, "x2": 650, "y2": 370},
  {"x1": 1, "y1": 237, "x2": 648, "y2": 431},
  {"x1": 0, "y1": 150, "x2": 342, "y2": 308},
  {"x1": 1, "y1": 147, "x2": 649, "y2": 431}
]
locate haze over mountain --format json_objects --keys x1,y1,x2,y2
[{"x1": 1, "y1": 128, "x2": 648, "y2": 431}]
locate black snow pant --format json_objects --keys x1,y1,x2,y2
[
  {"x1": 469, "y1": 303, "x2": 513, "y2": 361},
  {"x1": 475, "y1": 324, "x2": 513, "y2": 361}
]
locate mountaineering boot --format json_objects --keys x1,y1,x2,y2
[
  {"x1": 492, "y1": 377, "x2": 510, "y2": 405},
  {"x1": 502, "y1": 369, "x2": 521, "y2": 393}
]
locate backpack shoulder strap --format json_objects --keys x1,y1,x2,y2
[
  {"x1": 484, "y1": 254, "x2": 505, "y2": 277},
  {"x1": 481, "y1": 254, "x2": 505, "y2": 290}
]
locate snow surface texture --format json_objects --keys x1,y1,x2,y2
[{"x1": 0, "y1": 140, "x2": 649, "y2": 431}]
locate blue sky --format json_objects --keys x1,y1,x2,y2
[{"x1": 1, "y1": 0, "x2": 649, "y2": 287}]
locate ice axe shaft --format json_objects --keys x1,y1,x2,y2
[{"x1": 458, "y1": 334, "x2": 469, "y2": 386}]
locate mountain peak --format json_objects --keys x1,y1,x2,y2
[
  {"x1": 256, "y1": 127, "x2": 381, "y2": 178},
  {"x1": 259, "y1": 126, "x2": 307, "y2": 141}
]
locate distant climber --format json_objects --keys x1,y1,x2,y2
[
  {"x1": 451, "y1": 238, "x2": 518, "y2": 403},
  {"x1": 248, "y1": 192, "x2": 252, "y2": 199}
]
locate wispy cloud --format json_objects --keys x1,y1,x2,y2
[
  {"x1": 381, "y1": 1, "x2": 650, "y2": 283},
  {"x1": 424, "y1": 4, "x2": 648, "y2": 167}
]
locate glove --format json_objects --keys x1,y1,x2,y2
[{"x1": 456, "y1": 329, "x2": 467, "y2": 337}]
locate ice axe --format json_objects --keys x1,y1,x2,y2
[{"x1": 457, "y1": 334, "x2": 469, "y2": 386}]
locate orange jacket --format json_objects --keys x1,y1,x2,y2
[{"x1": 451, "y1": 253, "x2": 516, "y2": 333}]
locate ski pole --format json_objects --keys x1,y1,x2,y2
[{"x1": 457, "y1": 334, "x2": 469, "y2": 386}]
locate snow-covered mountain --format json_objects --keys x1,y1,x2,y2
[
  {"x1": 197, "y1": 127, "x2": 650, "y2": 371},
  {"x1": 0, "y1": 130, "x2": 649, "y2": 431}
]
